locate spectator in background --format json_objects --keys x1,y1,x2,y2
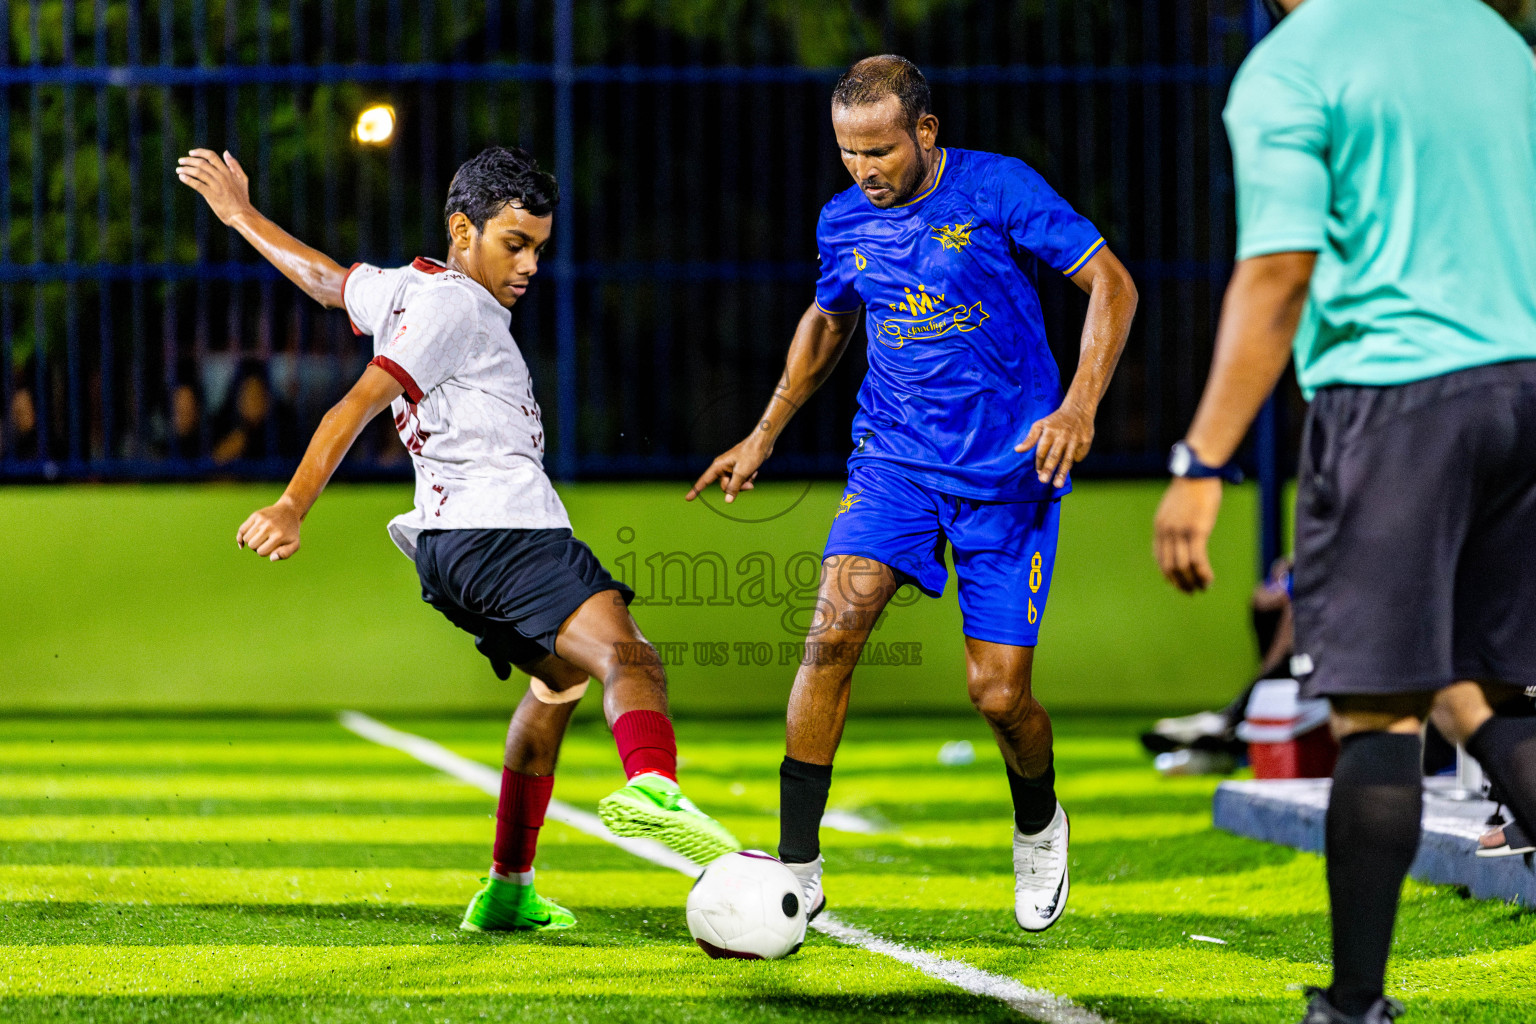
[
  {"x1": 168, "y1": 359, "x2": 203, "y2": 461},
  {"x1": 211, "y1": 358, "x2": 296, "y2": 465},
  {"x1": 6, "y1": 366, "x2": 38, "y2": 461},
  {"x1": 147, "y1": 358, "x2": 205, "y2": 462}
]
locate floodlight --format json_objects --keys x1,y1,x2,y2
[{"x1": 355, "y1": 104, "x2": 396, "y2": 145}]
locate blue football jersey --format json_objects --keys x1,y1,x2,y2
[{"x1": 814, "y1": 147, "x2": 1103, "y2": 501}]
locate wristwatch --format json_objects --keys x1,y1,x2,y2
[{"x1": 1168, "y1": 440, "x2": 1244, "y2": 484}]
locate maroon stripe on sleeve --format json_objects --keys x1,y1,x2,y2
[
  {"x1": 369, "y1": 355, "x2": 424, "y2": 403},
  {"x1": 341, "y1": 262, "x2": 368, "y2": 336}
]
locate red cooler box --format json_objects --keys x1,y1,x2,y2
[{"x1": 1236, "y1": 679, "x2": 1339, "y2": 779}]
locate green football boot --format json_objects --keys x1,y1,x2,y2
[
  {"x1": 597, "y1": 773, "x2": 742, "y2": 865},
  {"x1": 459, "y1": 876, "x2": 575, "y2": 932}
]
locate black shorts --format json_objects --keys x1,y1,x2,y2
[
  {"x1": 414, "y1": 528, "x2": 634, "y2": 668},
  {"x1": 1293, "y1": 359, "x2": 1536, "y2": 698}
]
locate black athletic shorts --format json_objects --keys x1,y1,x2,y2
[
  {"x1": 1293, "y1": 359, "x2": 1536, "y2": 698},
  {"x1": 414, "y1": 528, "x2": 634, "y2": 669}
]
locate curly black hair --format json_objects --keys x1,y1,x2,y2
[{"x1": 443, "y1": 146, "x2": 559, "y2": 240}]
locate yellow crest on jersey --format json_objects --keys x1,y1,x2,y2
[
  {"x1": 835, "y1": 492, "x2": 862, "y2": 518},
  {"x1": 931, "y1": 220, "x2": 974, "y2": 251}
]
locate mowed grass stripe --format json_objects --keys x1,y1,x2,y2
[
  {"x1": 0, "y1": 774, "x2": 489, "y2": 802},
  {"x1": 0, "y1": 941, "x2": 999, "y2": 1001},
  {"x1": 892, "y1": 814, "x2": 1212, "y2": 846},
  {"x1": 0, "y1": 742, "x2": 416, "y2": 768},
  {"x1": 409, "y1": 736, "x2": 1142, "y2": 778},
  {"x1": 0, "y1": 815, "x2": 505, "y2": 845},
  {"x1": 927, "y1": 945, "x2": 1536, "y2": 1002},
  {"x1": 0, "y1": 840, "x2": 500, "y2": 870},
  {"x1": 0, "y1": 942, "x2": 998, "y2": 1000},
  {"x1": 0, "y1": 720, "x2": 362, "y2": 741},
  {"x1": 0, "y1": 865, "x2": 685, "y2": 906},
  {"x1": 0, "y1": 799, "x2": 500, "y2": 817}
]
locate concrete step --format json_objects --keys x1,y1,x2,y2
[{"x1": 1213, "y1": 776, "x2": 1536, "y2": 906}]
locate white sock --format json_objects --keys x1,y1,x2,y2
[{"x1": 490, "y1": 867, "x2": 535, "y2": 886}]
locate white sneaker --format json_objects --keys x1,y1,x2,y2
[
  {"x1": 1151, "y1": 710, "x2": 1230, "y2": 746},
  {"x1": 1013, "y1": 804, "x2": 1069, "y2": 932},
  {"x1": 784, "y1": 856, "x2": 826, "y2": 922}
]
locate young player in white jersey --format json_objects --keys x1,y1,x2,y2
[{"x1": 176, "y1": 145, "x2": 739, "y2": 932}]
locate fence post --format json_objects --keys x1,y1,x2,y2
[
  {"x1": 1246, "y1": 0, "x2": 1285, "y2": 576},
  {"x1": 552, "y1": 0, "x2": 577, "y2": 480}
]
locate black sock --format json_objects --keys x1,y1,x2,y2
[
  {"x1": 1466, "y1": 715, "x2": 1536, "y2": 840},
  {"x1": 1325, "y1": 732, "x2": 1423, "y2": 1017},
  {"x1": 1007, "y1": 754, "x2": 1057, "y2": 835},
  {"x1": 779, "y1": 757, "x2": 833, "y2": 864}
]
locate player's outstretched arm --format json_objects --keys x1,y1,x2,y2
[
  {"x1": 1016, "y1": 245, "x2": 1138, "y2": 487},
  {"x1": 1153, "y1": 250, "x2": 1315, "y2": 593},
  {"x1": 686, "y1": 302, "x2": 860, "y2": 504},
  {"x1": 176, "y1": 148, "x2": 348, "y2": 309},
  {"x1": 236, "y1": 365, "x2": 404, "y2": 561}
]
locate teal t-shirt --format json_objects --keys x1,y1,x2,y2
[{"x1": 1225, "y1": 0, "x2": 1536, "y2": 397}]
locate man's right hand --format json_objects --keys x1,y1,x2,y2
[
  {"x1": 686, "y1": 437, "x2": 770, "y2": 504},
  {"x1": 237, "y1": 500, "x2": 302, "y2": 562},
  {"x1": 176, "y1": 149, "x2": 255, "y2": 227}
]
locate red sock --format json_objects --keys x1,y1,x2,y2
[
  {"x1": 612, "y1": 710, "x2": 677, "y2": 781},
  {"x1": 492, "y1": 769, "x2": 555, "y2": 877}
]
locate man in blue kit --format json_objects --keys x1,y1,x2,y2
[{"x1": 689, "y1": 55, "x2": 1137, "y2": 930}]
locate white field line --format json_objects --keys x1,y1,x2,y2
[
  {"x1": 337, "y1": 711, "x2": 697, "y2": 875},
  {"x1": 338, "y1": 710, "x2": 1109, "y2": 1024}
]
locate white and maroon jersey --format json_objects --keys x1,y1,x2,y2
[{"x1": 342, "y1": 256, "x2": 570, "y2": 559}]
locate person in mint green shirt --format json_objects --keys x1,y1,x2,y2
[
  {"x1": 1232, "y1": 0, "x2": 1536, "y2": 397},
  {"x1": 1153, "y1": 0, "x2": 1536, "y2": 1021}
]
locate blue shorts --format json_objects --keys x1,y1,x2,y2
[{"x1": 823, "y1": 464, "x2": 1061, "y2": 647}]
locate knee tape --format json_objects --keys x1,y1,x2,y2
[{"x1": 530, "y1": 676, "x2": 589, "y2": 705}]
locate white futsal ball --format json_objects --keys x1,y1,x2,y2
[{"x1": 686, "y1": 850, "x2": 808, "y2": 959}]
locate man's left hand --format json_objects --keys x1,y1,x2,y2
[
  {"x1": 1016, "y1": 401, "x2": 1096, "y2": 487},
  {"x1": 1154, "y1": 477, "x2": 1223, "y2": 592}
]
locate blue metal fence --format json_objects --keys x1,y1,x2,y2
[{"x1": 0, "y1": 0, "x2": 1281, "y2": 541}]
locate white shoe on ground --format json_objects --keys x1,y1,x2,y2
[
  {"x1": 784, "y1": 855, "x2": 826, "y2": 922},
  {"x1": 1014, "y1": 803, "x2": 1069, "y2": 932}
]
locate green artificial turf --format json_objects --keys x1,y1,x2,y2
[
  {"x1": 0, "y1": 480, "x2": 1259, "y2": 714},
  {"x1": 2, "y1": 715, "x2": 1532, "y2": 1023}
]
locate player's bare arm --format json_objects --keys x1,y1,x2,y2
[
  {"x1": 1154, "y1": 250, "x2": 1315, "y2": 593},
  {"x1": 176, "y1": 148, "x2": 348, "y2": 309},
  {"x1": 686, "y1": 303, "x2": 861, "y2": 503},
  {"x1": 1014, "y1": 245, "x2": 1138, "y2": 487},
  {"x1": 235, "y1": 365, "x2": 403, "y2": 561}
]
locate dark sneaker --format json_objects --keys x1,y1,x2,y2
[{"x1": 1300, "y1": 987, "x2": 1404, "y2": 1024}]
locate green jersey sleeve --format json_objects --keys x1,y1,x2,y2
[{"x1": 1224, "y1": 55, "x2": 1331, "y2": 260}]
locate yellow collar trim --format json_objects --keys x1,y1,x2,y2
[{"x1": 891, "y1": 148, "x2": 947, "y2": 209}]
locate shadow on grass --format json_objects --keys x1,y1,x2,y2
[
  {"x1": 0, "y1": 839, "x2": 641, "y2": 871},
  {"x1": 857, "y1": 791, "x2": 1218, "y2": 823},
  {"x1": 830, "y1": 829, "x2": 1299, "y2": 882},
  {"x1": 837, "y1": 899, "x2": 1536, "y2": 962},
  {"x1": 0, "y1": 992, "x2": 1024, "y2": 1024},
  {"x1": 0, "y1": 798, "x2": 493, "y2": 816},
  {"x1": 0, "y1": 902, "x2": 694, "y2": 948},
  {"x1": 1089, "y1": 995, "x2": 1527, "y2": 1024}
]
